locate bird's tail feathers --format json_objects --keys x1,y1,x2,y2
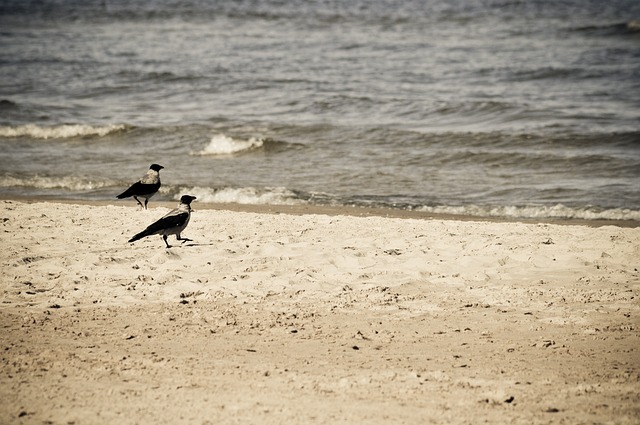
[
  {"x1": 116, "y1": 190, "x2": 130, "y2": 199},
  {"x1": 128, "y1": 230, "x2": 150, "y2": 243}
]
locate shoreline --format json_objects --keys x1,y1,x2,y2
[{"x1": 2, "y1": 195, "x2": 638, "y2": 228}]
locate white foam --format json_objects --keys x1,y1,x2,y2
[
  {"x1": 194, "y1": 134, "x2": 264, "y2": 155},
  {"x1": 0, "y1": 175, "x2": 113, "y2": 191},
  {"x1": 0, "y1": 124, "x2": 127, "y2": 139},
  {"x1": 174, "y1": 186, "x2": 302, "y2": 205},
  {"x1": 417, "y1": 203, "x2": 640, "y2": 221}
]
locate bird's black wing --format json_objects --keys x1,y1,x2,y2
[
  {"x1": 117, "y1": 181, "x2": 159, "y2": 199},
  {"x1": 143, "y1": 211, "x2": 189, "y2": 235}
]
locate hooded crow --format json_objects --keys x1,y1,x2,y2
[
  {"x1": 117, "y1": 164, "x2": 164, "y2": 209},
  {"x1": 128, "y1": 195, "x2": 196, "y2": 248}
]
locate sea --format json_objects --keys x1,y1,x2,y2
[{"x1": 1, "y1": 0, "x2": 639, "y2": 221}]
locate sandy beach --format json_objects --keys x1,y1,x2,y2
[{"x1": 1, "y1": 199, "x2": 639, "y2": 424}]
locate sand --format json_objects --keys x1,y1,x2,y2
[{"x1": 1, "y1": 199, "x2": 639, "y2": 424}]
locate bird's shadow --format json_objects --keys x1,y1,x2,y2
[{"x1": 178, "y1": 242, "x2": 216, "y2": 248}]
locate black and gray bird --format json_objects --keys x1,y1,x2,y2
[
  {"x1": 116, "y1": 164, "x2": 164, "y2": 209},
  {"x1": 128, "y1": 195, "x2": 196, "y2": 248}
]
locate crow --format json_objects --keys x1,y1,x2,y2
[
  {"x1": 117, "y1": 164, "x2": 163, "y2": 209},
  {"x1": 128, "y1": 195, "x2": 196, "y2": 248}
]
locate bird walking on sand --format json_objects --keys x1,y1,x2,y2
[
  {"x1": 116, "y1": 164, "x2": 163, "y2": 209},
  {"x1": 128, "y1": 195, "x2": 196, "y2": 248}
]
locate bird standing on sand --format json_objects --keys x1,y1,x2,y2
[
  {"x1": 116, "y1": 164, "x2": 163, "y2": 209},
  {"x1": 128, "y1": 195, "x2": 196, "y2": 248}
]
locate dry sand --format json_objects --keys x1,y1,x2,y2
[{"x1": 1, "y1": 199, "x2": 639, "y2": 424}]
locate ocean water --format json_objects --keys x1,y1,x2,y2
[{"x1": 1, "y1": 0, "x2": 639, "y2": 221}]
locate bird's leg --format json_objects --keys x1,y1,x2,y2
[
  {"x1": 177, "y1": 233, "x2": 193, "y2": 244},
  {"x1": 133, "y1": 196, "x2": 144, "y2": 208},
  {"x1": 144, "y1": 198, "x2": 148, "y2": 209},
  {"x1": 163, "y1": 235, "x2": 172, "y2": 248}
]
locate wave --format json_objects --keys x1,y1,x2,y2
[
  {"x1": 433, "y1": 101, "x2": 513, "y2": 116},
  {"x1": 170, "y1": 184, "x2": 640, "y2": 222},
  {"x1": 0, "y1": 99, "x2": 18, "y2": 109},
  {"x1": 192, "y1": 134, "x2": 265, "y2": 156},
  {"x1": 1, "y1": 172, "x2": 637, "y2": 222},
  {"x1": 417, "y1": 204, "x2": 640, "y2": 222},
  {"x1": 425, "y1": 101, "x2": 524, "y2": 127},
  {"x1": 0, "y1": 174, "x2": 115, "y2": 191},
  {"x1": 177, "y1": 187, "x2": 640, "y2": 221},
  {"x1": 507, "y1": 67, "x2": 586, "y2": 82},
  {"x1": 572, "y1": 21, "x2": 640, "y2": 36},
  {"x1": 415, "y1": 101, "x2": 564, "y2": 132},
  {"x1": 0, "y1": 124, "x2": 129, "y2": 139},
  {"x1": 171, "y1": 186, "x2": 305, "y2": 205}
]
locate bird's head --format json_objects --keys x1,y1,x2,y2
[
  {"x1": 150, "y1": 164, "x2": 164, "y2": 172},
  {"x1": 179, "y1": 195, "x2": 197, "y2": 205}
]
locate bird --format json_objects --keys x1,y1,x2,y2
[
  {"x1": 128, "y1": 195, "x2": 196, "y2": 248},
  {"x1": 116, "y1": 164, "x2": 164, "y2": 209}
]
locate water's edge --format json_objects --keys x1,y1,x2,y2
[{"x1": 4, "y1": 196, "x2": 637, "y2": 228}]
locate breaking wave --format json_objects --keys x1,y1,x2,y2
[
  {"x1": 172, "y1": 186, "x2": 304, "y2": 205},
  {"x1": 0, "y1": 124, "x2": 128, "y2": 139},
  {"x1": 417, "y1": 204, "x2": 640, "y2": 222},
  {"x1": 171, "y1": 185, "x2": 640, "y2": 222},
  {"x1": 193, "y1": 134, "x2": 264, "y2": 156},
  {"x1": 0, "y1": 174, "x2": 114, "y2": 191},
  {"x1": 1, "y1": 172, "x2": 637, "y2": 222}
]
